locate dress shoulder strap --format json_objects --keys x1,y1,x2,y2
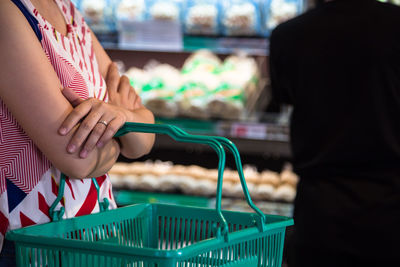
[{"x1": 10, "y1": 0, "x2": 42, "y2": 41}]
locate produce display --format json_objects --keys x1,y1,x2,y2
[
  {"x1": 125, "y1": 50, "x2": 261, "y2": 120},
  {"x1": 109, "y1": 161, "x2": 298, "y2": 203}
]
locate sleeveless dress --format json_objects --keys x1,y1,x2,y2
[{"x1": 0, "y1": 0, "x2": 117, "y2": 251}]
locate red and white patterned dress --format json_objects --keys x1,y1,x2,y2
[{"x1": 0, "y1": 0, "x2": 117, "y2": 251}]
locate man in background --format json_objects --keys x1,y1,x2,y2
[{"x1": 269, "y1": 0, "x2": 400, "y2": 266}]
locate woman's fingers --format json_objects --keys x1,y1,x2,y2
[
  {"x1": 79, "y1": 116, "x2": 113, "y2": 158},
  {"x1": 62, "y1": 87, "x2": 83, "y2": 107},
  {"x1": 58, "y1": 98, "x2": 94, "y2": 135},
  {"x1": 59, "y1": 97, "x2": 127, "y2": 157},
  {"x1": 105, "y1": 64, "x2": 141, "y2": 111},
  {"x1": 118, "y1": 75, "x2": 131, "y2": 95},
  {"x1": 66, "y1": 104, "x2": 103, "y2": 154},
  {"x1": 124, "y1": 83, "x2": 142, "y2": 110},
  {"x1": 109, "y1": 74, "x2": 133, "y2": 108},
  {"x1": 96, "y1": 116, "x2": 125, "y2": 149},
  {"x1": 131, "y1": 88, "x2": 143, "y2": 109},
  {"x1": 105, "y1": 62, "x2": 120, "y2": 94},
  {"x1": 81, "y1": 116, "x2": 126, "y2": 158},
  {"x1": 127, "y1": 85, "x2": 136, "y2": 102}
]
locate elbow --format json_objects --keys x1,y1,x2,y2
[
  {"x1": 140, "y1": 138, "x2": 155, "y2": 157},
  {"x1": 138, "y1": 133, "x2": 156, "y2": 157},
  {"x1": 53, "y1": 152, "x2": 100, "y2": 179},
  {"x1": 58, "y1": 161, "x2": 96, "y2": 179},
  {"x1": 121, "y1": 133, "x2": 155, "y2": 159},
  {"x1": 146, "y1": 134, "x2": 156, "y2": 154},
  {"x1": 54, "y1": 139, "x2": 120, "y2": 179}
]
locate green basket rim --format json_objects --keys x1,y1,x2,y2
[{"x1": 7, "y1": 203, "x2": 293, "y2": 259}]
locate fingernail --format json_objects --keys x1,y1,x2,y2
[
  {"x1": 97, "y1": 141, "x2": 103, "y2": 148},
  {"x1": 80, "y1": 149, "x2": 88, "y2": 158},
  {"x1": 67, "y1": 144, "x2": 76, "y2": 153},
  {"x1": 59, "y1": 127, "x2": 67, "y2": 135}
]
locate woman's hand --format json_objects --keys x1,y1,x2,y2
[
  {"x1": 59, "y1": 62, "x2": 154, "y2": 160},
  {"x1": 59, "y1": 88, "x2": 129, "y2": 158},
  {"x1": 104, "y1": 63, "x2": 155, "y2": 159},
  {"x1": 106, "y1": 62, "x2": 142, "y2": 111},
  {"x1": 59, "y1": 63, "x2": 141, "y2": 159},
  {"x1": 90, "y1": 30, "x2": 154, "y2": 159}
]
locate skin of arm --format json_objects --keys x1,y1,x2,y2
[
  {"x1": 0, "y1": 1, "x2": 119, "y2": 179},
  {"x1": 90, "y1": 31, "x2": 156, "y2": 159}
]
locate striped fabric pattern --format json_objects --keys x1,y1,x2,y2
[{"x1": 0, "y1": 0, "x2": 116, "y2": 252}]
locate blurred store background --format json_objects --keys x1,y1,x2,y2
[{"x1": 70, "y1": 0, "x2": 400, "y2": 217}]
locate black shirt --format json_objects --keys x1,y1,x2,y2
[
  {"x1": 270, "y1": 1, "x2": 400, "y2": 260},
  {"x1": 270, "y1": 0, "x2": 400, "y2": 180}
]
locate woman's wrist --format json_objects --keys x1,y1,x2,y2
[
  {"x1": 117, "y1": 108, "x2": 155, "y2": 159},
  {"x1": 117, "y1": 109, "x2": 135, "y2": 155}
]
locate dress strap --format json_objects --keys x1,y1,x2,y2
[{"x1": 10, "y1": 0, "x2": 42, "y2": 41}]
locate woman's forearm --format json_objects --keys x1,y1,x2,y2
[{"x1": 53, "y1": 122, "x2": 121, "y2": 179}]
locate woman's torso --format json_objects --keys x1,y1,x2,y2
[{"x1": 0, "y1": 0, "x2": 116, "y2": 249}]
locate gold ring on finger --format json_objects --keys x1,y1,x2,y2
[{"x1": 97, "y1": 120, "x2": 108, "y2": 127}]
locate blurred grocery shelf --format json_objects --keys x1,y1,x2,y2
[
  {"x1": 101, "y1": 35, "x2": 269, "y2": 56},
  {"x1": 154, "y1": 115, "x2": 291, "y2": 157}
]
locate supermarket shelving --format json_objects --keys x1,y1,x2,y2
[{"x1": 101, "y1": 34, "x2": 269, "y2": 56}]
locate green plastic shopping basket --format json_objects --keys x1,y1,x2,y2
[{"x1": 6, "y1": 122, "x2": 293, "y2": 267}]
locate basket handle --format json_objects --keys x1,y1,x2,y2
[
  {"x1": 49, "y1": 122, "x2": 267, "y2": 240},
  {"x1": 172, "y1": 127, "x2": 267, "y2": 230},
  {"x1": 49, "y1": 173, "x2": 66, "y2": 222},
  {"x1": 49, "y1": 174, "x2": 110, "y2": 222},
  {"x1": 48, "y1": 122, "x2": 230, "y2": 238},
  {"x1": 114, "y1": 122, "x2": 231, "y2": 239},
  {"x1": 115, "y1": 122, "x2": 267, "y2": 235}
]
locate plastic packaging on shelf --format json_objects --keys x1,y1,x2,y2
[
  {"x1": 128, "y1": 63, "x2": 182, "y2": 118},
  {"x1": 147, "y1": 0, "x2": 182, "y2": 22},
  {"x1": 80, "y1": 0, "x2": 116, "y2": 33},
  {"x1": 175, "y1": 80, "x2": 212, "y2": 119},
  {"x1": 219, "y1": 54, "x2": 259, "y2": 93},
  {"x1": 184, "y1": 0, "x2": 221, "y2": 35},
  {"x1": 125, "y1": 67, "x2": 150, "y2": 95},
  {"x1": 264, "y1": 0, "x2": 303, "y2": 35},
  {"x1": 125, "y1": 50, "x2": 261, "y2": 120},
  {"x1": 115, "y1": 0, "x2": 146, "y2": 21},
  {"x1": 182, "y1": 49, "x2": 222, "y2": 74},
  {"x1": 221, "y1": 0, "x2": 262, "y2": 36},
  {"x1": 207, "y1": 54, "x2": 259, "y2": 119},
  {"x1": 178, "y1": 50, "x2": 221, "y2": 119},
  {"x1": 115, "y1": 0, "x2": 183, "y2": 50},
  {"x1": 206, "y1": 83, "x2": 245, "y2": 120}
]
